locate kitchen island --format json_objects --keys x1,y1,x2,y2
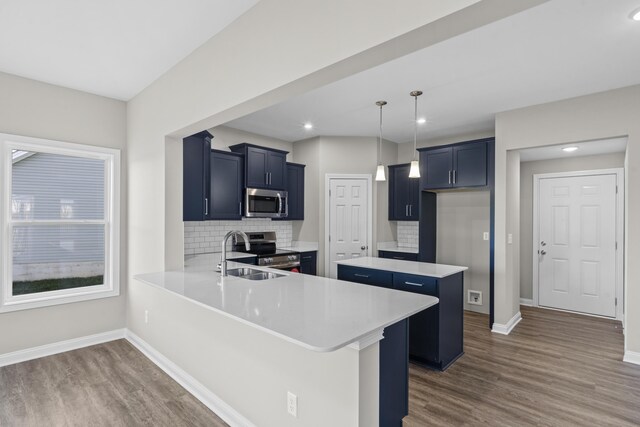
[
  {"x1": 337, "y1": 257, "x2": 467, "y2": 371},
  {"x1": 134, "y1": 257, "x2": 438, "y2": 426}
]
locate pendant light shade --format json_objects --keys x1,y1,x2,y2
[
  {"x1": 409, "y1": 90, "x2": 422, "y2": 179},
  {"x1": 375, "y1": 100, "x2": 387, "y2": 182},
  {"x1": 409, "y1": 160, "x2": 420, "y2": 178}
]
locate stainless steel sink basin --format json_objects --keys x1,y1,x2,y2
[{"x1": 226, "y1": 267, "x2": 285, "y2": 281}]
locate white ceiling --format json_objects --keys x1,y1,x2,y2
[
  {"x1": 226, "y1": 0, "x2": 640, "y2": 143},
  {"x1": 518, "y1": 137, "x2": 628, "y2": 162},
  {"x1": 0, "y1": 0, "x2": 257, "y2": 100}
]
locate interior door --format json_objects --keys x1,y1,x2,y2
[
  {"x1": 329, "y1": 178, "x2": 369, "y2": 278},
  {"x1": 538, "y1": 173, "x2": 617, "y2": 317}
]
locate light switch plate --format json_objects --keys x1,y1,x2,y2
[
  {"x1": 483, "y1": 232, "x2": 489, "y2": 241},
  {"x1": 508, "y1": 234, "x2": 513, "y2": 244}
]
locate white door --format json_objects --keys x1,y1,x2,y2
[
  {"x1": 328, "y1": 178, "x2": 369, "y2": 278},
  {"x1": 537, "y1": 174, "x2": 618, "y2": 317}
]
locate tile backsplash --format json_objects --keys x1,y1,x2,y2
[
  {"x1": 184, "y1": 218, "x2": 293, "y2": 255},
  {"x1": 397, "y1": 221, "x2": 419, "y2": 249}
]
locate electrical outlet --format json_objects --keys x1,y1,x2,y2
[
  {"x1": 508, "y1": 233, "x2": 513, "y2": 244},
  {"x1": 287, "y1": 391, "x2": 298, "y2": 418},
  {"x1": 483, "y1": 232, "x2": 489, "y2": 241},
  {"x1": 144, "y1": 310, "x2": 149, "y2": 324},
  {"x1": 468, "y1": 290, "x2": 482, "y2": 306}
]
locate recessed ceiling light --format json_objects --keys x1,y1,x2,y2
[
  {"x1": 562, "y1": 146, "x2": 579, "y2": 152},
  {"x1": 416, "y1": 118, "x2": 427, "y2": 124},
  {"x1": 303, "y1": 122, "x2": 313, "y2": 130},
  {"x1": 631, "y1": 7, "x2": 640, "y2": 21}
]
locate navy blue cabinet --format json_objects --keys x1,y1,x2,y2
[
  {"x1": 337, "y1": 264, "x2": 464, "y2": 371},
  {"x1": 229, "y1": 143, "x2": 288, "y2": 190},
  {"x1": 210, "y1": 150, "x2": 244, "y2": 220},
  {"x1": 388, "y1": 164, "x2": 419, "y2": 221},
  {"x1": 378, "y1": 250, "x2": 418, "y2": 261},
  {"x1": 183, "y1": 131, "x2": 212, "y2": 221},
  {"x1": 418, "y1": 139, "x2": 488, "y2": 190},
  {"x1": 299, "y1": 251, "x2": 317, "y2": 275},
  {"x1": 285, "y1": 163, "x2": 305, "y2": 220}
]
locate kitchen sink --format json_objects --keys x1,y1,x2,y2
[{"x1": 226, "y1": 267, "x2": 285, "y2": 281}]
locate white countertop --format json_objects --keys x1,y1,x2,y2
[
  {"x1": 336, "y1": 257, "x2": 467, "y2": 279},
  {"x1": 377, "y1": 242, "x2": 419, "y2": 254},
  {"x1": 281, "y1": 241, "x2": 318, "y2": 252},
  {"x1": 135, "y1": 262, "x2": 437, "y2": 353}
]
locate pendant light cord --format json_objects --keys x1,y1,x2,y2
[
  {"x1": 413, "y1": 95, "x2": 418, "y2": 160},
  {"x1": 379, "y1": 103, "x2": 383, "y2": 163}
]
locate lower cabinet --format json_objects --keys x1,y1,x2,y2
[
  {"x1": 299, "y1": 251, "x2": 317, "y2": 275},
  {"x1": 378, "y1": 250, "x2": 418, "y2": 261},
  {"x1": 337, "y1": 265, "x2": 464, "y2": 371}
]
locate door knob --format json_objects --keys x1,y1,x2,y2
[
  {"x1": 361, "y1": 246, "x2": 366, "y2": 250},
  {"x1": 541, "y1": 241, "x2": 546, "y2": 246},
  {"x1": 540, "y1": 250, "x2": 547, "y2": 255}
]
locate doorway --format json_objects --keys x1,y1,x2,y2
[
  {"x1": 533, "y1": 169, "x2": 624, "y2": 319},
  {"x1": 324, "y1": 174, "x2": 372, "y2": 279}
]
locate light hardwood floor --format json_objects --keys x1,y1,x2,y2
[
  {"x1": 0, "y1": 339, "x2": 228, "y2": 427},
  {"x1": 1, "y1": 307, "x2": 638, "y2": 426},
  {"x1": 405, "y1": 306, "x2": 640, "y2": 427}
]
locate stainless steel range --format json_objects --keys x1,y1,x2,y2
[{"x1": 232, "y1": 231, "x2": 300, "y2": 271}]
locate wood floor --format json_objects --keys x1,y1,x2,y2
[
  {"x1": 1, "y1": 307, "x2": 638, "y2": 426},
  {"x1": 0, "y1": 339, "x2": 228, "y2": 427},
  {"x1": 405, "y1": 306, "x2": 640, "y2": 427}
]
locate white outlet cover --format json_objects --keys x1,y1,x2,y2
[
  {"x1": 287, "y1": 391, "x2": 297, "y2": 418},
  {"x1": 508, "y1": 233, "x2": 513, "y2": 244},
  {"x1": 468, "y1": 290, "x2": 482, "y2": 306}
]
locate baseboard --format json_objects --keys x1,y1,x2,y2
[
  {"x1": 492, "y1": 311, "x2": 522, "y2": 335},
  {"x1": 623, "y1": 351, "x2": 640, "y2": 365},
  {"x1": 0, "y1": 329, "x2": 126, "y2": 368},
  {"x1": 520, "y1": 298, "x2": 533, "y2": 307},
  {"x1": 125, "y1": 330, "x2": 256, "y2": 427}
]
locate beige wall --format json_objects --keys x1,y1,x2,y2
[
  {"x1": 0, "y1": 72, "x2": 127, "y2": 354},
  {"x1": 437, "y1": 191, "x2": 491, "y2": 314},
  {"x1": 293, "y1": 136, "x2": 397, "y2": 276},
  {"x1": 126, "y1": 0, "x2": 550, "y2": 424},
  {"x1": 495, "y1": 85, "x2": 640, "y2": 355},
  {"x1": 519, "y1": 153, "x2": 626, "y2": 300}
]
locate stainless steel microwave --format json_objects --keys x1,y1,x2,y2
[{"x1": 245, "y1": 188, "x2": 288, "y2": 218}]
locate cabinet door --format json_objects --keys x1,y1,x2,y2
[
  {"x1": 245, "y1": 146, "x2": 268, "y2": 188},
  {"x1": 389, "y1": 165, "x2": 411, "y2": 220},
  {"x1": 210, "y1": 151, "x2": 243, "y2": 220},
  {"x1": 408, "y1": 176, "x2": 420, "y2": 220},
  {"x1": 299, "y1": 251, "x2": 317, "y2": 275},
  {"x1": 453, "y1": 141, "x2": 487, "y2": 187},
  {"x1": 267, "y1": 151, "x2": 287, "y2": 190},
  {"x1": 183, "y1": 132, "x2": 211, "y2": 221},
  {"x1": 285, "y1": 163, "x2": 305, "y2": 220},
  {"x1": 420, "y1": 147, "x2": 453, "y2": 190}
]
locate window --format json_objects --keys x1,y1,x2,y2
[{"x1": 1, "y1": 133, "x2": 120, "y2": 312}]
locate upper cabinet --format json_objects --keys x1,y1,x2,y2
[
  {"x1": 388, "y1": 163, "x2": 419, "y2": 221},
  {"x1": 418, "y1": 139, "x2": 489, "y2": 190},
  {"x1": 183, "y1": 131, "x2": 212, "y2": 221},
  {"x1": 229, "y1": 143, "x2": 288, "y2": 190},
  {"x1": 285, "y1": 162, "x2": 305, "y2": 220},
  {"x1": 210, "y1": 150, "x2": 244, "y2": 220}
]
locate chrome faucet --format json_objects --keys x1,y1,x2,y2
[{"x1": 220, "y1": 230, "x2": 250, "y2": 276}]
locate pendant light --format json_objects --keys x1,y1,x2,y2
[
  {"x1": 375, "y1": 100, "x2": 387, "y2": 181},
  {"x1": 408, "y1": 90, "x2": 422, "y2": 178}
]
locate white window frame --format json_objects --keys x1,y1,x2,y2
[{"x1": 0, "y1": 133, "x2": 120, "y2": 312}]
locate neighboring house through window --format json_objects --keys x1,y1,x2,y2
[{"x1": 0, "y1": 133, "x2": 120, "y2": 312}]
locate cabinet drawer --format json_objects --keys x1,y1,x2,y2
[
  {"x1": 379, "y1": 251, "x2": 418, "y2": 261},
  {"x1": 393, "y1": 273, "x2": 437, "y2": 296},
  {"x1": 338, "y1": 265, "x2": 392, "y2": 288}
]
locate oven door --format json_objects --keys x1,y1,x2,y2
[
  {"x1": 245, "y1": 188, "x2": 288, "y2": 218},
  {"x1": 269, "y1": 262, "x2": 301, "y2": 273}
]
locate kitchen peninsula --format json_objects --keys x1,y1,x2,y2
[{"x1": 134, "y1": 258, "x2": 438, "y2": 426}]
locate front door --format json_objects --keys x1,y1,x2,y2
[
  {"x1": 328, "y1": 178, "x2": 369, "y2": 278},
  {"x1": 537, "y1": 173, "x2": 618, "y2": 317}
]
